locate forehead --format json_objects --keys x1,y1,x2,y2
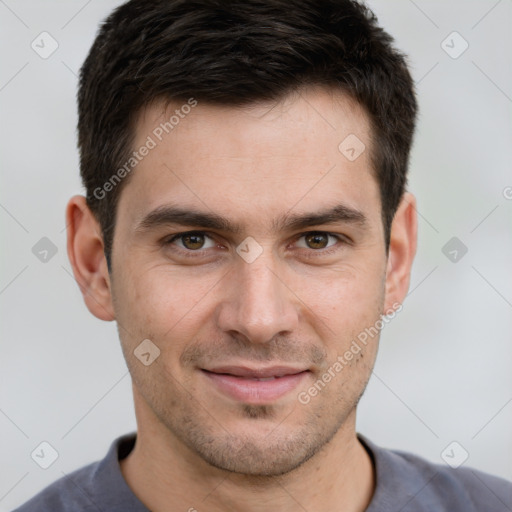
[{"x1": 117, "y1": 86, "x2": 380, "y2": 233}]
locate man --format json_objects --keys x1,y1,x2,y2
[{"x1": 14, "y1": 0, "x2": 511, "y2": 510}]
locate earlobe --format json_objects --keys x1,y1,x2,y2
[
  {"x1": 383, "y1": 192, "x2": 418, "y2": 314},
  {"x1": 66, "y1": 195, "x2": 115, "y2": 321}
]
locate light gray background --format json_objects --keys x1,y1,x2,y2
[{"x1": 1, "y1": 0, "x2": 511, "y2": 509}]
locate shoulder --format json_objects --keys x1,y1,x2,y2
[
  {"x1": 360, "y1": 435, "x2": 512, "y2": 511},
  {"x1": 12, "y1": 433, "x2": 144, "y2": 512},
  {"x1": 391, "y1": 447, "x2": 511, "y2": 511},
  {"x1": 12, "y1": 461, "x2": 101, "y2": 512}
]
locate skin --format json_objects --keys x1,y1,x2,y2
[{"x1": 66, "y1": 86, "x2": 417, "y2": 512}]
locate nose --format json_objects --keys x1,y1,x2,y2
[{"x1": 215, "y1": 255, "x2": 300, "y2": 344}]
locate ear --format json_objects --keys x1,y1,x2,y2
[
  {"x1": 66, "y1": 195, "x2": 115, "y2": 321},
  {"x1": 383, "y1": 192, "x2": 417, "y2": 313}
]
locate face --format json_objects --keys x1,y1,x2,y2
[{"x1": 108, "y1": 88, "x2": 392, "y2": 476}]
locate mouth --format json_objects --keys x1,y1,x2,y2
[{"x1": 201, "y1": 365, "x2": 310, "y2": 404}]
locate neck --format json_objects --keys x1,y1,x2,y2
[{"x1": 120, "y1": 408, "x2": 375, "y2": 512}]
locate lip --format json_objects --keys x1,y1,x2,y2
[
  {"x1": 202, "y1": 366, "x2": 310, "y2": 404},
  {"x1": 204, "y1": 365, "x2": 307, "y2": 379}
]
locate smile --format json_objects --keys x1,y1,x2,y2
[{"x1": 201, "y1": 366, "x2": 310, "y2": 404}]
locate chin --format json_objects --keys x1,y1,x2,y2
[
  {"x1": 179, "y1": 412, "x2": 337, "y2": 478},
  {"x1": 199, "y1": 437, "x2": 319, "y2": 477}
]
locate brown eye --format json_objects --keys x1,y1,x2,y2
[
  {"x1": 304, "y1": 232, "x2": 329, "y2": 249},
  {"x1": 181, "y1": 233, "x2": 206, "y2": 250},
  {"x1": 168, "y1": 232, "x2": 216, "y2": 251},
  {"x1": 295, "y1": 232, "x2": 341, "y2": 252}
]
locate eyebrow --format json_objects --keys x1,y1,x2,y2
[{"x1": 135, "y1": 203, "x2": 367, "y2": 234}]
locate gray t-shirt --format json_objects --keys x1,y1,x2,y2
[{"x1": 13, "y1": 432, "x2": 512, "y2": 511}]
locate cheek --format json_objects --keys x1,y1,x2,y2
[
  {"x1": 310, "y1": 276, "x2": 383, "y2": 397},
  {"x1": 114, "y1": 265, "x2": 220, "y2": 347},
  {"x1": 296, "y1": 262, "x2": 385, "y2": 334}
]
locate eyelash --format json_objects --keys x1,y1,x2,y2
[{"x1": 163, "y1": 230, "x2": 348, "y2": 258}]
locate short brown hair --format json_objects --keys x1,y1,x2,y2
[{"x1": 78, "y1": 0, "x2": 417, "y2": 269}]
